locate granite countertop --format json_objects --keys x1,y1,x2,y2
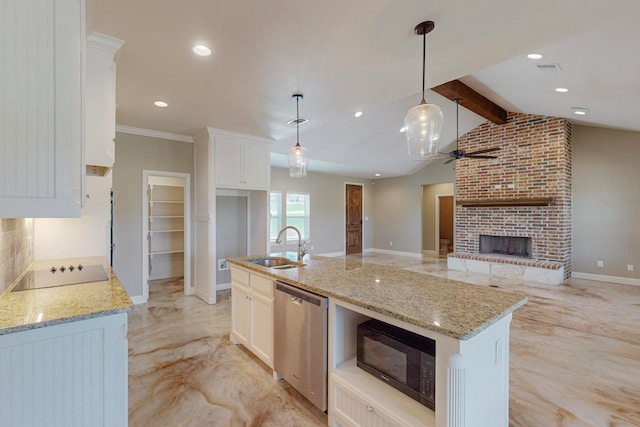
[
  {"x1": 0, "y1": 256, "x2": 133, "y2": 335},
  {"x1": 229, "y1": 254, "x2": 527, "y2": 340}
]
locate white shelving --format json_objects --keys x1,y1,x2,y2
[{"x1": 148, "y1": 183, "x2": 185, "y2": 279}]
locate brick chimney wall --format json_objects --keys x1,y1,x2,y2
[{"x1": 454, "y1": 112, "x2": 572, "y2": 278}]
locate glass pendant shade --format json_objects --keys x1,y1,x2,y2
[
  {"x1": 404, "y1": 101, "x2": 444, "y2": 159},
  {"x1": 288, "y1": 143, "x2": 309, "y2": 177}
]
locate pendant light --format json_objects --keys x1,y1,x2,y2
[
  {"x1": 404, "y1": 20, "x2": 443, "y2": 159},
  {"x1": 288, "y1": 93, "x2": 309, "y2": 178}
]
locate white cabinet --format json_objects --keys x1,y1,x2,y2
[
  {"x1": 230, "y1": 266, "x2": 274, "y2": 368},
  {"x1": 85, "y1": 32, "x2": 124, "y2": 169},
  {"x1": 214, "y1": 130, "x2": 270, "y2": 190},
  {"x1": 0, "y1": 313, "x2": 129, "y2": 427},
  {"x1": 0, "y1": 0, "x2": 84, "y2": 218}
]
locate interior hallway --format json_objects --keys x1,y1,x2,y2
[{"x1": 128, "y1": 254, "x2": 640, "y2": 426}]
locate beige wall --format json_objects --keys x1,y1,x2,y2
[
  {"x1": 373, "y1": 162, "x2": 454, "y2": 254},
  {"x1": 0, "y1": 219, "x2": 33, "y2": 294},
  {"x1": 113, "y1": 132, "x2": 194, "y2": 299},
  {"x1": 270, "y1": 167, "x2": 373, "y2": 255},
  {"x1": 421, "y1": 183, "x2": 454, "y2": 252},
  {"x1": 572, "y1": 125, "x2": 640, "y2": 279}
]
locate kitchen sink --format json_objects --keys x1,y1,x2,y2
[{"x1": 247, "y1": 257, "x2": 303, "y2": 268}]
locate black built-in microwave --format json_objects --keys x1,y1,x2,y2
[{"x1": 357, "y1": 318, "x2": 436, "y2": 410}]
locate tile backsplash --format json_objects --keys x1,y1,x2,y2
[{"x1": 0, "y1": 218, "x2": 34, "y2": 294}]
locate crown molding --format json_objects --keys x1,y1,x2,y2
[{"x1": 115, "y1": 125, "x2": 194, "y2": 143}]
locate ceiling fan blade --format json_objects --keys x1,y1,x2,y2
[
  {"x1": 466, "y1": 147, "x2": 501, "y2": 155},
  {"x1": 443, "y1": 157, "x2": 456, "y2": 165},
  {"x1": 465, "y1": 155, "x2": 498, "y2": 159}
]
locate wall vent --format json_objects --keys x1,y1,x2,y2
[{"x1": 535, "y1": 63, "x2": 563, "y2": 72}]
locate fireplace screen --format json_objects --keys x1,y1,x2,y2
[{"x1": 479, "y1": 235, "x2": 531, "y2": 258}]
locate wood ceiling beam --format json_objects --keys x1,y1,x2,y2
[{"x1": 431, "y1": 80, "x2": 507, "y2": 125}]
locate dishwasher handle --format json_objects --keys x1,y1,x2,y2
[{"x1": 276, "y1": 281, "x2": 327, "y2": 307}]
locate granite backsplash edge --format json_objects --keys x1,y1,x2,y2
[{"x1": 0, "y1": 219, "x2": 34, "y2": 295}]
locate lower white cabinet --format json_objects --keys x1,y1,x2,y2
[
  {"x1": 230, "y1": 266, "x2": 274, "y2": 368},
  {"x1": 0, "y1": 313, "x2": 129, "y2": 427}
]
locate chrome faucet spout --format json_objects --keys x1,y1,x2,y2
[{"x1": 275, "y1": 226, "x2": 307, "y2": 261}]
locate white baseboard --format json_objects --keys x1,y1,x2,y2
[
  {"x1": 422, "y1": 249, "x2": 439, "y2": 257},
  {"x1": 194, "y1": 287, "x2": 216, "y2": 304},
  {"x1": 130, "y1": 295, "x2": 147, "y2": 305},
  {"x1": 317, "y1": 251, "x2": 346, "y2": 257},
  {"x1": 571, "y1": 271, "x2": 640, "y2": 287},
  {"x1": 368, "y1": 248, "x2": 423, "y2": 258},
  {"x1": 217, "y1": 282, "x2": 231, "y2": 291}
]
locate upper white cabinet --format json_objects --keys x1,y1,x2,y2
[
  {"x1": 0, "y1": 0, "x2": 84, "y2": 218},
  {"x1": 85, "y1": 32, "x2": 124, "y2": 169},
  {"x1": 214, "y1": 130, "x2": 271, "y2": 190}
]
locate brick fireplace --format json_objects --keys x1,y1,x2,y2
[{"x1": 448, "y1": 112, "x2": 572, "y2": 284}]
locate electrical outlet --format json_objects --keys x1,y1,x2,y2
[
  {"x1": 628, "y1": 264, "x2": 634, "y2": 272},
  {"x1": 217, "y1": 259, "x2": 229, "y2": 271},
  {"x1": 494, "y1": 184, "x2": 502, "y2": 189},
  {"x1": 389, "y1": 241, "x2": 393, "y2": 247},
  {"x1": 597, "y1": 260, "x2": 604, "y2": 268},
  {"x1": 507, "y1": 183, "x2": 515, "y2": 189}
]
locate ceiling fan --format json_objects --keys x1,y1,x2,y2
[{"x1": 442, "y1": 99, "x2": 500, "y2": 164}]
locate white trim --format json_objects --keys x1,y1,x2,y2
[
  {"x1": 423, "y1": 249, "x2": 439, "y2": 257},
  {"x1": 571, "y1": 272, "x2": 640, "y2": 287},
  {"x1": 216, "y1": 282, "x2": 232, "y2": 291},
  {"x1": 369, "y1": 248, "x2": 423, "y2": 258},
  {"x1": 130, "y1": 295, "x2": 148, "y2": 305},
  {"x1": 195, "y1": 287, "x2": 217, "y2": 304},
  {"x1": 86, "y1": 32, "x2": 125, "y2": 53},
  {"x1": 116, "y1": 124, "x2": 194, "y2": 143},
  {"x1": 205, "y1": 126, "x2": 273, "y2": 145}
]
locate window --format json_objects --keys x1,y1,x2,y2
[
  {"x1": 286, "y1": 192, "x2": 310, "y2": 240},
  {"x1": 269, "y1": 191, "x2": 310, "y2": 242},
  {"x1": 269, "y1": 192, "x2": 282, "y2": 241}
]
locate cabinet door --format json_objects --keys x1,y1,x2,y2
[
  {"x1": 242, "y1": 142, "x2": 269, "y2": 189},
  {"x1": 231, "y1": 282, "x2": 251, "y2": 347},
  {"x1": 0, "y1": 0, "x2": 83, "y2": 218},
  {"x1": 332, "y1": 380, "x2": 403, "y2": 427},
  {"x1": 214, "y1": 136, "x2": 243, "y2": 188},
  {"x1": 251, "y1": 291, "x2": 274, "y2": 367}
]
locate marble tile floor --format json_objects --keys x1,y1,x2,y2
[
  {"x1": 128, "y1": 254, "x2": 640, "y2": 426},
  {"x1": 128, "y1": 278, "x2": 326, "y2": 427}
]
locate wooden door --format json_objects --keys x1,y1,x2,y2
[{"x1": 345, "y1": 184, "x2": 363, "y2": 255}]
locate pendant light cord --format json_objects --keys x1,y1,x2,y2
[
  {"x1": 296, "y1": 95, "x2": 300, "y2": 147},
  {"x1": 456, "y1": 98, "x2": 460, "y2": 151},
  {"x1": 421, "y1": 30, "x2": 426, "y2": 104}
]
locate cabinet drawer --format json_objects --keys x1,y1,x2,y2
[
  {"x1": 250, "y1": 273, "x2": 273, "y2": 297},
  {"x1": 231, "y1": 266, "x2": 249, "y2": 286}
]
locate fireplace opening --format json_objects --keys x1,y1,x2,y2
[{"x1": 479, "y1": 235, "x2": 531, "y2": 258}]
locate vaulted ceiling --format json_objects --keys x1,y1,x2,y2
[{"x1": 88, "y1": 0, "x2": 640, "y2": 178}]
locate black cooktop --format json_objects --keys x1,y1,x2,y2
[{"x1": 12, "y1": 264, "x2": 109, "y2": 291}]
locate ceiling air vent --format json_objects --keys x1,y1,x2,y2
[{"x1": 535, "y1": 63, "x2": 563, "y2": 72}]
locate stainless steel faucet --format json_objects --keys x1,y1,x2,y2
[{"x1": 275, "y1": 226, "x2": 307, "y2": 261}]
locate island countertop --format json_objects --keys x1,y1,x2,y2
[
  {"x1": 229, "y1": 254, "x2": 527, "y2": 340},
  {"x1": 0, "y1": 257, "x2": 133, "y2": 335}
]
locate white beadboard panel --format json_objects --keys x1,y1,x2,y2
[
  {"x1": 0, "y1": 0, "x2": 83, "y2": 217},
  {"x1": 0, "y1": 313, "x2": 128, "y2": 427}
]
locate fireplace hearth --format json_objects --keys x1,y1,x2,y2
[{"x1": 479, "y1": 235, "x2": 531, "y2": 258}]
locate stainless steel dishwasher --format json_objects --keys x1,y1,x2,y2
[{"x1": 274, "y1": 281, "x2": 328, "y2": 411}]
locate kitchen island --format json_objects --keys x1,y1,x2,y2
[
  {"x1": 229, "y1": 254, "x2": 527, "y2": 427},
  {"x1": 0, "y1": 256, "x2": 133, "y2": 427}
]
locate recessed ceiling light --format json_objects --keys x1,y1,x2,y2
[
  {"x1": 555, "y1": 87, "x2": 569, "y2": 93},
  {"x1": 192, "y1": 45, "x2": 212, "y2": 56},
  {"x1": 154, "y1": 101, "x2": 168, "y2": 108},
  {"x1": 572, "y1": 107, "x2": 589, "y2": 116},
  {"x1": 354, "y1": 111, "x2": 363, "y2": 118},
  {"x1": 399, "y1": 127, "x2": 406, "y2": 133},
  {"x1": 375, "y1": 173, "x2": 381, "y2": 177},
  {"x1": 527, "y1": 53, "x2": 543, "y2": 60}
]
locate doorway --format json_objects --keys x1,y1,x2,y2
[
  {"x1": 421, "y1": 183, "x2": 454, "y2": 257},
  {"x1": 345, "y1": 183, "x2": 363, "y2": 255},
  {"x1": 437, "y1": 195, "x2": 454, "y2": 257},
  {"x1": 142, "y1": 170, "x2": 191, "y2": 302}
]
